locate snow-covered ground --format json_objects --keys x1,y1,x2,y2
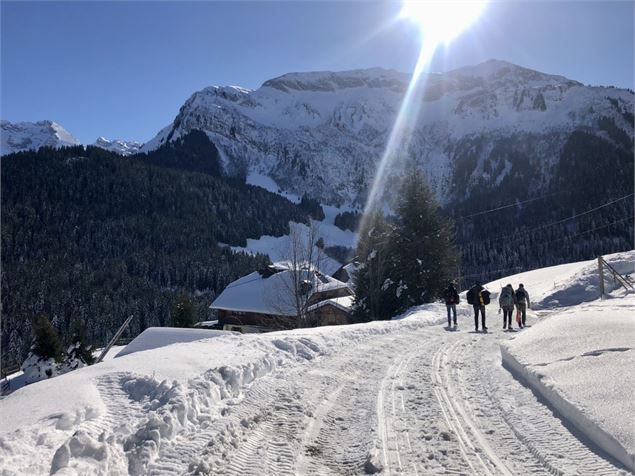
[
  {"x1": 499, "y1": 252, "x2": 635, "y2": 471},
  {"x1": 114, "y1": 327, "x2": 228, "y2": 359},
  {"x1": 229, "y1": 173, "x2": 358, "y2": 272},
  {"x1": 1, "y1": 253, "x2": 632, "y2": 475}
]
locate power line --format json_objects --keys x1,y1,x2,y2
[
  {"x1": 455, "y1": 190, "x2": 569, "y2": 220},
  {"x1": 457, "y1": 216, "x2": 633, "y2": 284},
  {"x1": 457, "y1": 193, "x2": 633, "y2": 247},
  {"x1": 530, "y1": 215, "x2": 634, "y2": 247}
]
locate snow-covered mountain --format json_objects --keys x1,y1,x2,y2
[
  {"x1": 143, "y1": 59, "x2": 634, "y2": 207},
  {"x1": 93, "y1": 136, "x2": 143, "y2": 156},
  {"x1": 1, "y1": 120, "x2": 80, "y2": 156}
]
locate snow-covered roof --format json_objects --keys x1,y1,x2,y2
[
  {"x1": 307, "y1": 295, "x2": 354, "y2": 314},
  {"x1": 116, "y1": 327, "x2": 228, "y2": 358},
  {"x1": 211, "y1": 264, "x2": 350, "y2": 316}
]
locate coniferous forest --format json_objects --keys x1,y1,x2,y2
[
  {"x1": 2, "y1": 126, "x2": 633, "y2": 369},
  {"x1": 451, "y1": 128, "x2": 634, "y2": 286},
  {"x1": 1, "y1": 132, "x2": 309, "y2": 368}
]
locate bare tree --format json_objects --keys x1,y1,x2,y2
[{"x1": 266, "y1": 221, "x2": 326, "y2": 328}]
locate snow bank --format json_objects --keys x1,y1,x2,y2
[
  {"x1": 501, "y1": 293, "x2": 635, "y2": 471},
  {"x1": 485, "y1": 251, "x2": 634, "y2": 310},
  {"x1": 115, "y1": 327, "x2": 228, "y2": 358},
  {"x1": 0, "y1": 307, "x2": 442, "y2": 475}
]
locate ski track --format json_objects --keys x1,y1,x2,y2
[{"x1": 47, "y1": 317, "x2": 629, "y2": 475}]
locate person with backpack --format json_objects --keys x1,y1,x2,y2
[
  {"x1": 467, "y1": 282, "x2": 490, "y2": 332},
  {"x1": 515, "y1": 283, "x2": 531, "y2": 328},
  {"x1": 498, "y1": 283, "x2": 516, "y2": 330},
  {"x1": 443, "y1": 281, "x2": 460, "y2": 328}
]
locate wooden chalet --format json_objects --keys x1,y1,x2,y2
[{"x1": 210, "y1": 263, "x2": 354, "y2": 333}]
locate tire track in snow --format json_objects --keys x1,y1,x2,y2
[
  {"x1": 376, "y1": 356, "x2": 405, "y2": 475},
  {"x1": 453, "y1": 326, "x2": 627, "y2": 475},
  {"x1": 299, "y1": 341, "x2": 399, "y2": 475},
  {"x1": 54, "y1": 318, "x2": 627, "y2": 476},
  {"x1": 431, "y1": 340, "x2": 494, "y2": 474}
]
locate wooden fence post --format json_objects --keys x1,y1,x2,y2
[{"x1": 598, "y1": 256, "x2": 605, "y2": 300}]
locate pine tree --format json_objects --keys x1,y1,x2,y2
[
  {"x1": 21, "y1": 313, "x2": 64, "y2": 383},
  {"x1": 171, "y1": 295, "x2": 197, "y2": 328},
  {"x1": 31, "y1": 313, "x2": 63, "y2": 362},
  {"x1": 65, "y1": 320, "x2": 95, "y2": 369},
  {"x1": 391, "y1": 170, "x2": 457, "y2": 311},
  {"x1": 353, "y1": 171, "x2": 458, "y2": 320},
  {"x1": 352, "y1": 211, "x2": 399, "y2": 321}
]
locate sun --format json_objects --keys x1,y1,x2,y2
[{"x1": 400, "y1": 0, "x2": 487, "y2": 44}]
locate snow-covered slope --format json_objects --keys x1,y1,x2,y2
[
  {"x1": 142, "y1": 60, "x2": 634, "y2": 206},
  {"x1": 498, "y1": 251, "x2": 635, "y2": 471},
  {"x1": 1, "y1": 254, "x2": 632, "y2": 475},
  {"x1": 1, "y1": 120, "x2": 80, "y2": 155},
  {"x1": 93, "y1": 137, "x2": 142, "y2": 156}
]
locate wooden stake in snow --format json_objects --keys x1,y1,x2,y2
[
  {"x1": 96, "y1": 315, "x2": 134, "y2": 363},
  {"x1": 598, "y1": 256, "x2": 605, "y2": 300}
]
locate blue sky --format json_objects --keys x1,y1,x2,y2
[{"x1": 1, "y1": 1, "x2": 633, "y2": 144}]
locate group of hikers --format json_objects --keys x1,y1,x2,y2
[{"x1": 442, "y1": 281, "x2": 531, "y2": 332}]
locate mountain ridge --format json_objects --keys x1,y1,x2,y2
[{"x1": 141, "y1": 59, "x2": 633, "y2": 208}]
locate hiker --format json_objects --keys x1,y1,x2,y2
[
  {"x1": 467, "y1": 282, "x2": 490, "y2": 332},
  {"x1": 443, "y1": 282, "x2": 460, "y2": 328},
  {"x1": 515, "y1": 283, "x2": 531, "y2": 328},
  {"x1": 498, "y1": 284, "x2": 516, "y2": 330}
]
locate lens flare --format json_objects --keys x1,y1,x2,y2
[
  {"x1": 359, "y1": 0, "x2": 487, "y2": 232},
  {"x1": 400, "y1": 0, "x2": 488, "y2": 44}
]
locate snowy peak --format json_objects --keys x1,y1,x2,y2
[
  {"x1": 444, "y1": 59, "x2": 582, "y2": 89},
  {"x1": 93, "y1": 136, "x2": 143, "y2": 156},
  {"x1": 261, "y1": 68, "x2": 409, "y2": 93},
  {"x1": 142, "y1": 60, "x2": 634, "y2": 206},
  {"x1": 1, "y1": 120, "x2": 80, "y2": 156}
]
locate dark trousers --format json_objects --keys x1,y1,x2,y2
[
  {"x1": 502, "y1": 306, "x2": 513, "y2": 327},
  {"x1": 446, "y1": 304, "x2": 457, "y2": 326},
  {"x1": 473, "y1": 305, "x2": 485, "y2": 329},
  {"x1": 517, "y1": 303, "x2": 527, "y2": 326}
]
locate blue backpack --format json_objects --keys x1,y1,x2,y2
[{"x1": 500, "y1": 287, "x2": 513, "y2": 306}]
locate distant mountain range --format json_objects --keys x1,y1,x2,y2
[
  {"x1": 1, "y1": 120, "x2": 80, "y2": 155},
  {"x1": 4, "y1": 59, "x2": 632, "y2": 210},
  {"x1": 1, "y1": 121, "x2": 140, "y2": 156}
]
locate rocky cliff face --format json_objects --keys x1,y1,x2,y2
[{"x1": 142, "y1": 59, "x2": 634, "y2": 208}]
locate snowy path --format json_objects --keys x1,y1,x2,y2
[
  {"x1": 145, "y1": 318, "x2": 626, "y2": 475},
  {"x1": 2, "y1": 315, "x2": 628, "y2": 475}
]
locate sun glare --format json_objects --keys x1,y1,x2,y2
[
  {"x1": 359, "y1": 1, "x2": 488, "y2": 232},
  {"x1": 400, "y1": 0, "x2": 487, "y2": 44}
]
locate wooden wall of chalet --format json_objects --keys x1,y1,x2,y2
[
  {"x1": 218, "y1": 309, "x2": 294, "y2": 331},
  {"x1": 307, "y1": 287, "x2": 352, "y2": 306},
  {"x1": 308, "y1": 304, "x2": 352, "y2": 327}
]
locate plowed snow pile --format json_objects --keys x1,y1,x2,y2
[{"x1": 500, "y1": 251, "x2": 635, "y2": 471}]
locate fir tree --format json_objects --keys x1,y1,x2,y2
[
  {"x1": 171, "y1": 295, "x2": 197, "y2": 328},
  {"x1": 353, "y1": 171, "x2": 458, "y2": 320},
  {"x1": 391, "y1": 170, "x2": 457, "y2": 311},
  {"x1": 352, "y1": 211, "x2": 398, "y2": 321},
  {"x1": 31, "y1": 313, "x2": 63, "y2": 362},
  {"x1": 65, "y1": 320, "x2": 95, "y2": 368}
]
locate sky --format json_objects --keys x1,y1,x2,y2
[{"x1": 1, "y1": 1, "x2": 633, "y2": 144}]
